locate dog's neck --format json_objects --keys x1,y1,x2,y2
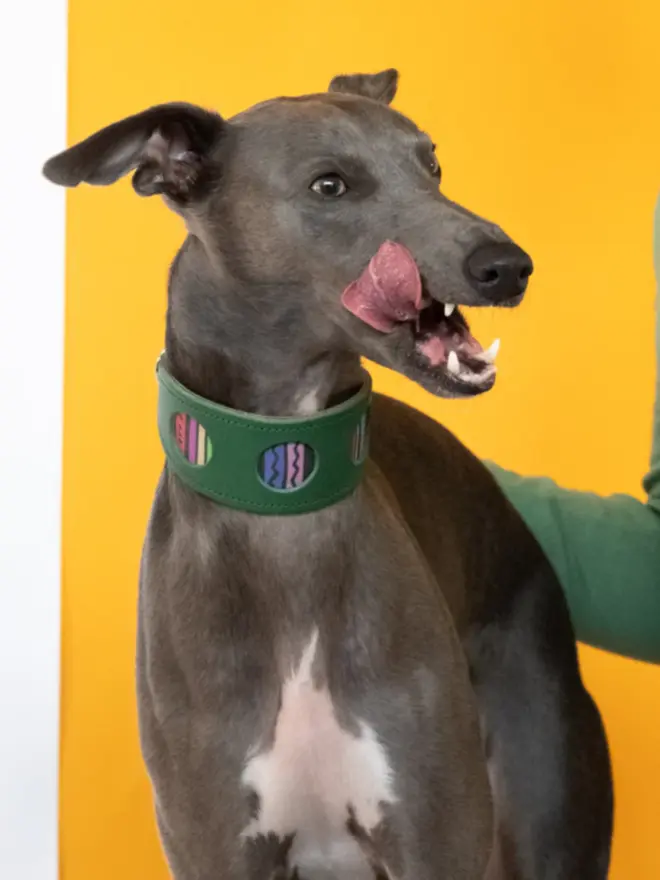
[
  {"x1": 161, "y1": 238, "x2": 367, "y2": 597},
  {"x1": 165, "y1": 237, "x2": 362, "y2": 416}
]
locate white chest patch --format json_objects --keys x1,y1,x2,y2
[{"x1": 241, "y1": 630, "x2": 396, "y2": 879}]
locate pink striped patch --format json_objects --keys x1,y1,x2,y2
[
  {"x1": 286, "y1": 442, "x2": 305, "y2": 489},
  {"x1": 175, "y1": 414, "x2": 187, "y2": 453}
]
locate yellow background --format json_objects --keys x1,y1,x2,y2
[{"x1": 62, "y1": 0, "x2": 660, "y2": 877}]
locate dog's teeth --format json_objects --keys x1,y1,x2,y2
[
  {"x1": 477, "y1": 338, "x2": 501, "y2": 363},
  {"x1": 482, "y1": 338, "x2": 500, "y2": 362},
  {"x1": 444, "y1": 303, "x2": 456, "y2": 317},
  {"x1": 447, "y1": 351, "x2": 460, "y2": 375}
]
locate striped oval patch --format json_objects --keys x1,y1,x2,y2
[
  {"x1": 352, "y1": 412, "x2": 369, "y2": 464},
  {"x1": 173, "y1": 413, "x2": 213, "y2": 466},
  {"x1": 258, "y1": 443, "x2": 316, "y2": 491}
]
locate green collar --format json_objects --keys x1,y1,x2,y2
[{"x1": 156, "y1": 356, "x2": 372, "y2": 515}]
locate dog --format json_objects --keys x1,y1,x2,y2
[{"x1": 44, "y1": 68, "x2": 613, "y2": 879}]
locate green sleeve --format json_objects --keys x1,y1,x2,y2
[
  {"x1": 486, "y1": 465, "x2": 660, "y2": 664},
  {"x1": 485, "y1": 195, "x2": 660, "y2": 665}
]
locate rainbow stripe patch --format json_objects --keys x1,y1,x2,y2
[
  {"x1": 174, "y1": 413, "x2": 213, "y2": 465},
  {"x1": 258, "y1": 442, "x2": 315, "y2": 491}
]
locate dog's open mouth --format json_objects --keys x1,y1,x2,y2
[
  {"x1": 342, "y1": 240, "x2": 500, "y2": 394},
  {"x1": 413, "y1": 300, "x2": 498, "y2": 389}
]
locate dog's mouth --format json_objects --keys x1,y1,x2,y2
[
  {"x1": 342, "y1": 240, "x2": 502, "y2": 396},
  {"x1": 412, "y1": 299, "x2": 498, "y2": 391}
]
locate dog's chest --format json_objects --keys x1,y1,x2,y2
[{"x1": 241, "y1": 630, "x2": 396, "y2": 879}]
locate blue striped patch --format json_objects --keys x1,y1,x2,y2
[{"x1": 258, "y1": 442, "x2": 316, "y2": 491}]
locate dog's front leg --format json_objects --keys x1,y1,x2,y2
[
  {"x1": 147, "y1": 756, "x2": 255, "y2": 880},
  {"x1": 137, "y1": 626, "x2": 262, "y2": 880},
  {"x1": 467, "y1": 559, "x2": 613, "y2": 879}
]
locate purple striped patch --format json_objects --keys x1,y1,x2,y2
[
  {"x1": 172, "y1": 413, "x2": 213, "y2": 466},
  {"x1": 187, "y1": 418, "x2": 198, "y2": 464},
  {"x1": 258, "y1": 442, "x2": 315, "y2": 491}
]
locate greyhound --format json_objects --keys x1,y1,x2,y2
[{"x1": 43, "y1": 69, "x2": 613, "y2": 879}]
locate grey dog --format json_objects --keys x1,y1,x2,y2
[{"x1": 44, "y1": 69, "x2": 613, "y2": 879}]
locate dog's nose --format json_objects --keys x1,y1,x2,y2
[{"x1": 464, "y1": 243, "x2": 533, "y2": 303}]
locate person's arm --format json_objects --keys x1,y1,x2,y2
[
  {"x1": 486, "y1": 195, "x2": 660, "y2": 665},
  {"x1": 486, "y1": 465, "x2": 660, "y2": 663}
]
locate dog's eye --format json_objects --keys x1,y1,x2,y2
[{"x1": 310, "y1": 174, "x2": 348, "y2": 198}]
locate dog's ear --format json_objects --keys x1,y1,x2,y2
[
  {"x1": 42, "y1": 103, "x2": 224, "y2": 200},
  {"x1": 328, "y1": 69, "x2": 399, "y2": 105}
]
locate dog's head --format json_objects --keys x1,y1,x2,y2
[{"x1": 44, "y1": 70, "x2": 532, "y2": 401}]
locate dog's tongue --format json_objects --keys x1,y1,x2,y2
[{"x1": 341, "y1": 241, "x2": 422, "y2": 333}]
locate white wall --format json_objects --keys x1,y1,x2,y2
[{"x1": 0, "y1": 4, "x2": 67, "y2": 879}]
